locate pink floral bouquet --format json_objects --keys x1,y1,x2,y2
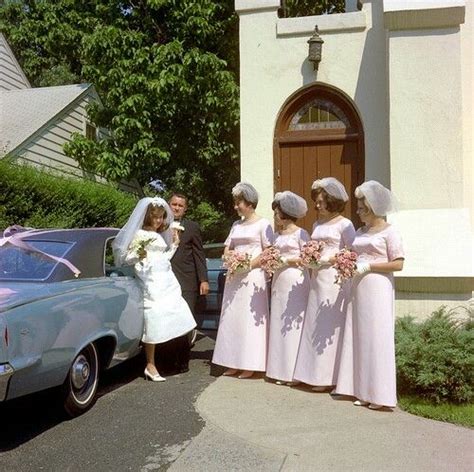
[
  {"x1": 333, "y1": 247, "x2": 358, "y2": 285},
  {"x1": 222, "y1": 251, "x2": 251, "y2": 277},
  {"x1": 260, "y1": 246, "x2": 284, "y2": 276},
  {"x1": 299, "y1": 241, "x2": 325, "y2": 269}
]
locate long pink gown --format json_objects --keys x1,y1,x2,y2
[
  {"x1": 266, "y1": 228, "x2": 310, "y2": 382},
  {"x1": 335, "y1": 225, "x2": 404, "y2": 407},
  {"x1": 212, "y1": 218, "x2": 273, "y2": 371},
  {"x1": 293, "y1": 216, "x2": 356, "y2": 386}
]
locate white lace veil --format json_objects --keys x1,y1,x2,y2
[
  {"x1": 354, "y1": 180, "x2": 398, "y2": 216},
  {"x1": 112, "y1": 197, "x2": 174, "y2": 266},
  {"x1": 232, "y1": 182, "x2": 259, "y2": 205},
  {"x1": 273, "y1": 191, "x2": 308, "y2": 219},
  {"x1": 311, "y1": 177, "x2": 349, "y2": 202}
]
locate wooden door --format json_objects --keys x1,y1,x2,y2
[{"x1": 274, "y1": 83, "x2": 364, "y2": 233}]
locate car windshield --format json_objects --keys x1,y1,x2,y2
[{"x1": 0, "y1": 240, "x2": 75, "y2": 281}]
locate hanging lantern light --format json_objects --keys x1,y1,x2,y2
[{"x1": 308, "y1": 26, "x2": 324, "y2": 71}]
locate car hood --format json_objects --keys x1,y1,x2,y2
[{"x1": 0, "y1": 281, "x2": 94, "y2": 313}]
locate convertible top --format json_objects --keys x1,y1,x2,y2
[{"x1": 3, "y1": 228, "x2": 119, "y2": 282}]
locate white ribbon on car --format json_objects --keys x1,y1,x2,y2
[{"x1": 0, "y1": 226, "x2": 81, "y2": 277}]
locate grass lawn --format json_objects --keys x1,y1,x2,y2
[{"x1": 398, "y1": 395, "x2": 474, "y2": 428}]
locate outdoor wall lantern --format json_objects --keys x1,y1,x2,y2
[{"x1": 307, "y1": 26, "x2": 324, "y2": 71}]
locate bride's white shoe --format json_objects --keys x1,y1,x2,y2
[{"x1": 144, "y1": 368, "x2": 166, "y2": 382}]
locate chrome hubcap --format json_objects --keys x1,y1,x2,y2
[{"x1": 71, "y1": 354, "x2": 90, "y2": 390}]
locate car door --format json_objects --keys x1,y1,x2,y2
[{"x1": 104, "y1": 238, "x2": 144, "y2": 365}]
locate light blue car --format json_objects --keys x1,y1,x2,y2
[{"x1": 0, "y1": 227, "x2": 143, "y2": 417}]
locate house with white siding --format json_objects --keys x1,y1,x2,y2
[
  {"x1": 0, "y1": 33, "x2": 30, "y2": 90},
  {"x1": 0, "y1": 32, "x2": 137, "y2": 192}
]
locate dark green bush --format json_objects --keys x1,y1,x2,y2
[
  {"x1": 395, "y1": 306, "x2": 474, "y2": 404},
  {"x1": 0, "y1": 160, "x2": 137, "y2": 229}
]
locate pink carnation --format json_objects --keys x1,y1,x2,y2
[
  {"x1": 333, "y1": 247, "x2": 358, "y2": 285},
  {"x1": 299, "y1": 240, "x2": 325, "y2": 268},
  {"x1": 260, "y1": 246, "x2": 284, "y2": 276},
  {"x1": 222, "y1": 251, "x2": 251, "y2": 277}
]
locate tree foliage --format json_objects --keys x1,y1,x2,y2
[
  {"x1": 282, "y1": 0, "x2": 346, "y2": 17},
  {"x1": 0, "y1": 0, "x2": 240, "y2": 229}
]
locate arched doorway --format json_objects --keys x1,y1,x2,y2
[{"x1": 274, "y1": 83, "x2": 365, "y2": 232}]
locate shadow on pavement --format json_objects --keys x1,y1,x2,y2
[{"x1": 0, "y1": 355, "x2": 143, "y2": 451}]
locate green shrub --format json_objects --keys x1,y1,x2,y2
[
  {"x1": 0, "y1": 160, "x2": 137, "y2": 229},
  {"x1": 395, "y1": 306, "x2": 474, "y2": 404},
  {"x1": 186, "y1": 201, "x2": 232, "y2": 244}
]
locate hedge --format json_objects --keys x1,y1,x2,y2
[
  {"x1": 0, "y1": 160, "x2": 137, "y2": 230},
  {"x1": 395, "y1": 306, "x2": 474, "y2": 404}
]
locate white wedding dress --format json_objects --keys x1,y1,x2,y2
[{"x1": 126, "y1": 229, "x2": 196, "y2": 344}]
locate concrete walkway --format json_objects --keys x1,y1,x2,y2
[{"x1": 170, "y1": 375, "x2": 473, "y2": 471}]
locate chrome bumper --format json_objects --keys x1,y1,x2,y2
[{"x1": 0, "y1": 363, "x2": 14, "y2": 401}]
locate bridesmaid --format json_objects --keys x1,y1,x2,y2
[
  {"x1": 335, "y1": 181, "x2": 404, "y2": 410},
  {"x1": 266, "y1": 191, "x2": 310, "y2": 386},
  {"x1": 212, "y1": 182, "x2": 274, "y2": 379},
  {"x1": 293, "y1": 177, "x2": 356, "y2": 391}
]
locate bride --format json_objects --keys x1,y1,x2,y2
[{"x1": 113, "y1": 197, "x2": 196, "y2": 382}]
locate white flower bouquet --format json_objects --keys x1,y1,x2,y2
[{"x1": 130, "y1": 235, "x2": 157, "y2": 257}]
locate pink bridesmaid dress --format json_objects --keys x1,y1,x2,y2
[
  {"x1": 212, "y1": 218, "x2": 274, "y2": 371},
  {"x1": 293, "y1": 216, "x2": 356, "y2": 387},
  {"x1": 266, "y1": 228, "x2": 310, "y2": 383},
  {"x1": 335, "y1": 225, "x2": 405, "y2": 407}
]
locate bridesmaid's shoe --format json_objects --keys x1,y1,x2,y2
[
  {"x1": 353, "y1": 400, "x2": 369, "y2": 406},
  {"x1": 238, "y1": 370, "x2": 254, "y2": 379},
  {"x1": 368, "y1": 403, "x2": 383, "y2": 410},
  {"x1": 275, "y1": 380, "x2": 285, "y2": 385},
  {"x1": 144, "y1": 368, "x2": 166, "y2": 382},
  {"x1": 311, "y1": 386, "x2": 328, "y2": 392},
  {"x1": 223, "y1": 368, "x2": 238, "y2": 376}
]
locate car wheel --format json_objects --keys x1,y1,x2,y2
[{"x1": 63, "y1": 343, "x2": 99, "y2": 417}]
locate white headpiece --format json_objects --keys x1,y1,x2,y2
[
  {"x1": 311, "y1": 177, "x2": 349, "y2": 202},
  {"x1": 112, "y1": 197, "x2": 174, "y2": 266},
  {"x1": 354, "y1": 180, "x2": 397, "y2": 216},
  {"x1": 273, "y1": 191, "x2": 308, "y2": 219},
  {"x1": 232, "y1": 182, "x2": 259, "y2": 205}
]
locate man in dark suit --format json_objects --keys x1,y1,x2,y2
[{"x1": 166, "y1": 193, "x2": 209, "y2": 372}]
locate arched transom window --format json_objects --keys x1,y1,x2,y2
[{"x1": 289, "y1": 99, "x2": 350, "y2": 131}]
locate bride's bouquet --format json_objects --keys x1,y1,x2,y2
[
  {"x1": 130, "y1": 235, "x2": 157, "y2": 257},
  {"x1": 260, "y1": 246, "x2": 284, "y2": 276},
  {"x1": 299, "y1": 241, "x2": 325, "y2": 269},
  {"x1": 333, "y1": 247, "x2": 358, "y2": 285},
  {"x1": 222, "y1": 251, "x2": 251, "y2": 277}
]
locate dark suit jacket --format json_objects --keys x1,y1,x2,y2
[{"x1": 170, "y1": 219, "x2": 208, "y2": 292}]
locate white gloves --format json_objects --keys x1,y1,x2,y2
[{"x1": 355, "y1": 262, "x2": 371, "y2": 275}]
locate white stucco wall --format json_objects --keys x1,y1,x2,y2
[
  {"x1": 386, "y1": 0, "x2": 473, "y2": 279},
  {"x1": 236, "y1": 0, "x2": 473, "y2": 309},
  {"x1": 238, "y1": 0, "x2": 390, "y2": 220}
]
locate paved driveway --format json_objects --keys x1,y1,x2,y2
[{"x1": 0, "y1": 333, "x2": 217, "y2": 471}]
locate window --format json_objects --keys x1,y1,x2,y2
[
  {"x1": 289, "y1": 99, "x2": 350, "y2": 131},
  {"x1": 0, "y1": 240, "x2": 75, "y2": 281},
  {"x1": 104, "y1": 238, "x2": 134, "y2": 277},
  {"x1": 85, "y1": 122, "x2": 97, "y2": 141}
]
